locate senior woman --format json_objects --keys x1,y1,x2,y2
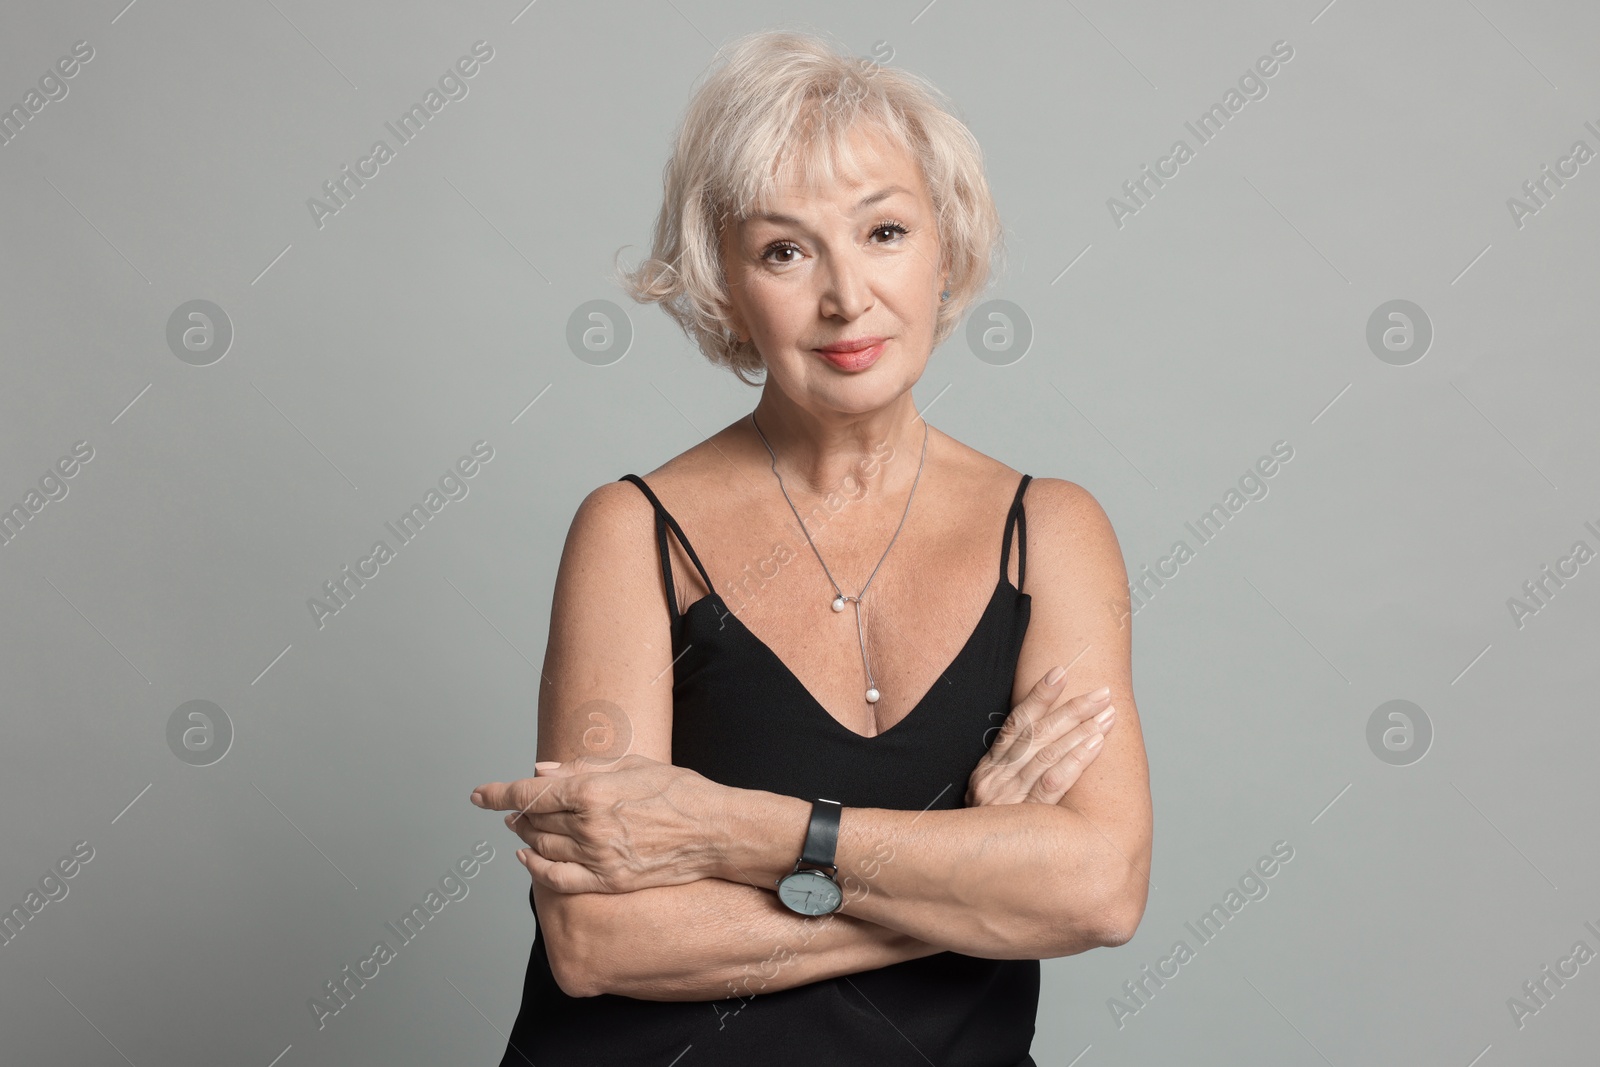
[{"x1": 471, "y1": 28, "x2": 1152, "y2": 1066}]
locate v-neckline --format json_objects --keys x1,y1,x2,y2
[{"x1": 679, "y1": 578, "x2": 1027, "y2": 742}]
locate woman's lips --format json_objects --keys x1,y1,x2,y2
[{"x1": 815, "y1": 340, "x2": 885, "y2": 371}]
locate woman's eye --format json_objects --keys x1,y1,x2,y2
[{"x1": 761, "y1": 224, "x2": 905, "y2": 263}]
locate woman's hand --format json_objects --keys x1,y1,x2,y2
[
  {"x1": 967, "y1": 668, "x2": 1116, "y2": 807},
  {"x1": 470, "y1": 754, "x2": 729, "y2": 894}
]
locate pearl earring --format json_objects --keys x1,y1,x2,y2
[{"x1": 939, "y1": 289, "x2": 950, "y2": 302}]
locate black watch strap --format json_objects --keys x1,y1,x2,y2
[{"x1": 799, "y1": 798, "x2": 842, "y2": 870}]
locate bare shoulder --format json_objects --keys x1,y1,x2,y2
[
  {"x1": 1015, "y1": 474, "x2": 1131, "y2": 649},
  {"x1": 561, "y1": 477, "x2": 659, "y2": 589},
  {"x1": 989, "y1": 466, "x2": 1134, "y2": 700},
  {"x1": 1021, "y1": 477, "x2": 1126, "y2": 577}
]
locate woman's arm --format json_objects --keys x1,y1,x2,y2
[
  {"x1": 706, "y1": 479, "x2": 1152, "y2": 959},
  {"x1": 538, "y1": 876, "x2": 943, "y2": 1000},
  {"x1": 526, "y1": 480, "x2": 941, "y2": 1001},
  {"x1": 708, "y1": 787, "x2": 1132, "y2": 959},
  {"x1": 550, "y1": 724, "x2": 1125, "y2": 1001}
]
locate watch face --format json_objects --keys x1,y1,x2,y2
[{"x1": 778, "y1": 869, "x2": 842, "y2": 915}]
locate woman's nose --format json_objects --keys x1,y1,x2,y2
[{"x1": 818, "y1": 257, "x2": 873, "y2": 319}]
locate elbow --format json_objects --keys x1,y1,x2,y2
[
  {"x1": 548, "y1": 944, "x2": 604, "y2": 999},
  {"x1": 1043, "y1": 869, "x2": 1144, "y2": 953},
  {"x1": 1093, "y1": 879, "x2": 1149, "y2": 948},
  {"x1": 536, "y1": 891, "x2": 610, "y2": 999},
  {"x1": 1095, "y1": 908, "x2": 1140, "y2": 948}
]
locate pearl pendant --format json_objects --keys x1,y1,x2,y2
[
  {"x1": 865, "y1": 687, "x2": 880, "y2": 703},
  {"x1": 832, "y1": 596, "x2": 846, "y2": 612}
]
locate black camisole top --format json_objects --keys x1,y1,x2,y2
[{"x1": 498, "y1": 471, "x2": 1039, "y2": 1067}]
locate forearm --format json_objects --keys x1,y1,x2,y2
[
  {"x1": 717, "y1": 790, "x2": 1128, "y2": 959},
  {"x1": 547, "y1": 876, "x2": 944, "y2": 1001}
]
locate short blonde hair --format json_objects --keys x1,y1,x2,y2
[{"x1": 614, "y1": 28, "x2": 1005, "y2": 385}]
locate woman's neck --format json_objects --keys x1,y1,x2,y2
[{"x1": 746, "y1": 391, "x2": 926, "y2": 496}]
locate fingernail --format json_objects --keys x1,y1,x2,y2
[
  {"x1": 535, "y1": 761, "x2": 560, "y2": 771},
  {"x1": 1094, "y1": 704, "x2": 1116, "y2": 727},
  {"x1": 1045, "y1": 666, "x2": 1067, "y2": 685},
  {"x1": 1089, "y1": 685, "x2": 1111, "y2": 701},
  {"x1": 516, "y1": 848, "x2": 530, "y2": 863},
  {"x1": 1084, "y1": 733, "x2": 1105, "y2": 750},
  {"x1": 469, "y1": 791, "x2": 484, "y2": 807}
]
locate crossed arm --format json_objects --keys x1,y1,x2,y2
[
  {"x1": 511, "y1": 476, "x2": 1152, "y2": 1001},
  {"x1": 538, "y1": 790, "x2": 1134, "y2": 1000}
]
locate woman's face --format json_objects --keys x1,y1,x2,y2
[{"x1": 720, "y1": 122, "x2": 946, "y2": 415}]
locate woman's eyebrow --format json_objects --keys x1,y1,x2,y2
[{"x1": 748, "y1": 185, "x2": 911, "y2": 226}]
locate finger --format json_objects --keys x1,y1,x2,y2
[
  {"x1": 494, "y1": 776, "x2": 573, "y2": 817},
  {"x1": 472, "y1": 778, "x2": 557, "y2": 812},
  {"x1": 518, "y1": 829, "x2": 587, "y2": 865},
  {"x1": 499, "y1": 813, "x2": 537, "y2": 850},
  {"x1": 986, "y1": 668, "x2": 1073, "y2": 766},
  {"x1": 1016, "y1": 716, "x2": 1112, "y2": 801},
  {"x1": 990, "y1": 680, "x2": 1110, "y2": 769},
  {"x1": 519, "y1": 845, "x2": 602, "y2": 894},
  {"x1": 500, "y1": 819, "x2": 595, "y2": 876},
  {"x1": 506, "y1": 807, "x2": 582, "y2": 838},
  {"x1": 1014, "y1": 688, "x2": 1114, "y2": 762},
  {"x1": 470, "y1": 780, "x2": 512, "y2": 809},
  {"x1": 470, "y1": 762, "x2": 573, "y2": 809}
]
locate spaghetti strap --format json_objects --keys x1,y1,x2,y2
[
  {"x1": 619, "y1": 474, "x2": 717, "y2": 621},
  {"x1": 999, "y1": 473, "x2": 1032, "y2": 592}
]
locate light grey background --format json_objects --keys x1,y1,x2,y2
[{"x1": 3, "y1": 1, "x2": 1598, "y2": 1064}]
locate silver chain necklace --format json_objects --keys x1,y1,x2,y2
[{"x1": 749, "y1": 412, "x2": 930, "y2": 705}]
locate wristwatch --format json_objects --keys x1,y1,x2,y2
[{"x1": 776, "y1": 798, "x2": 844, "y2": 916}]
